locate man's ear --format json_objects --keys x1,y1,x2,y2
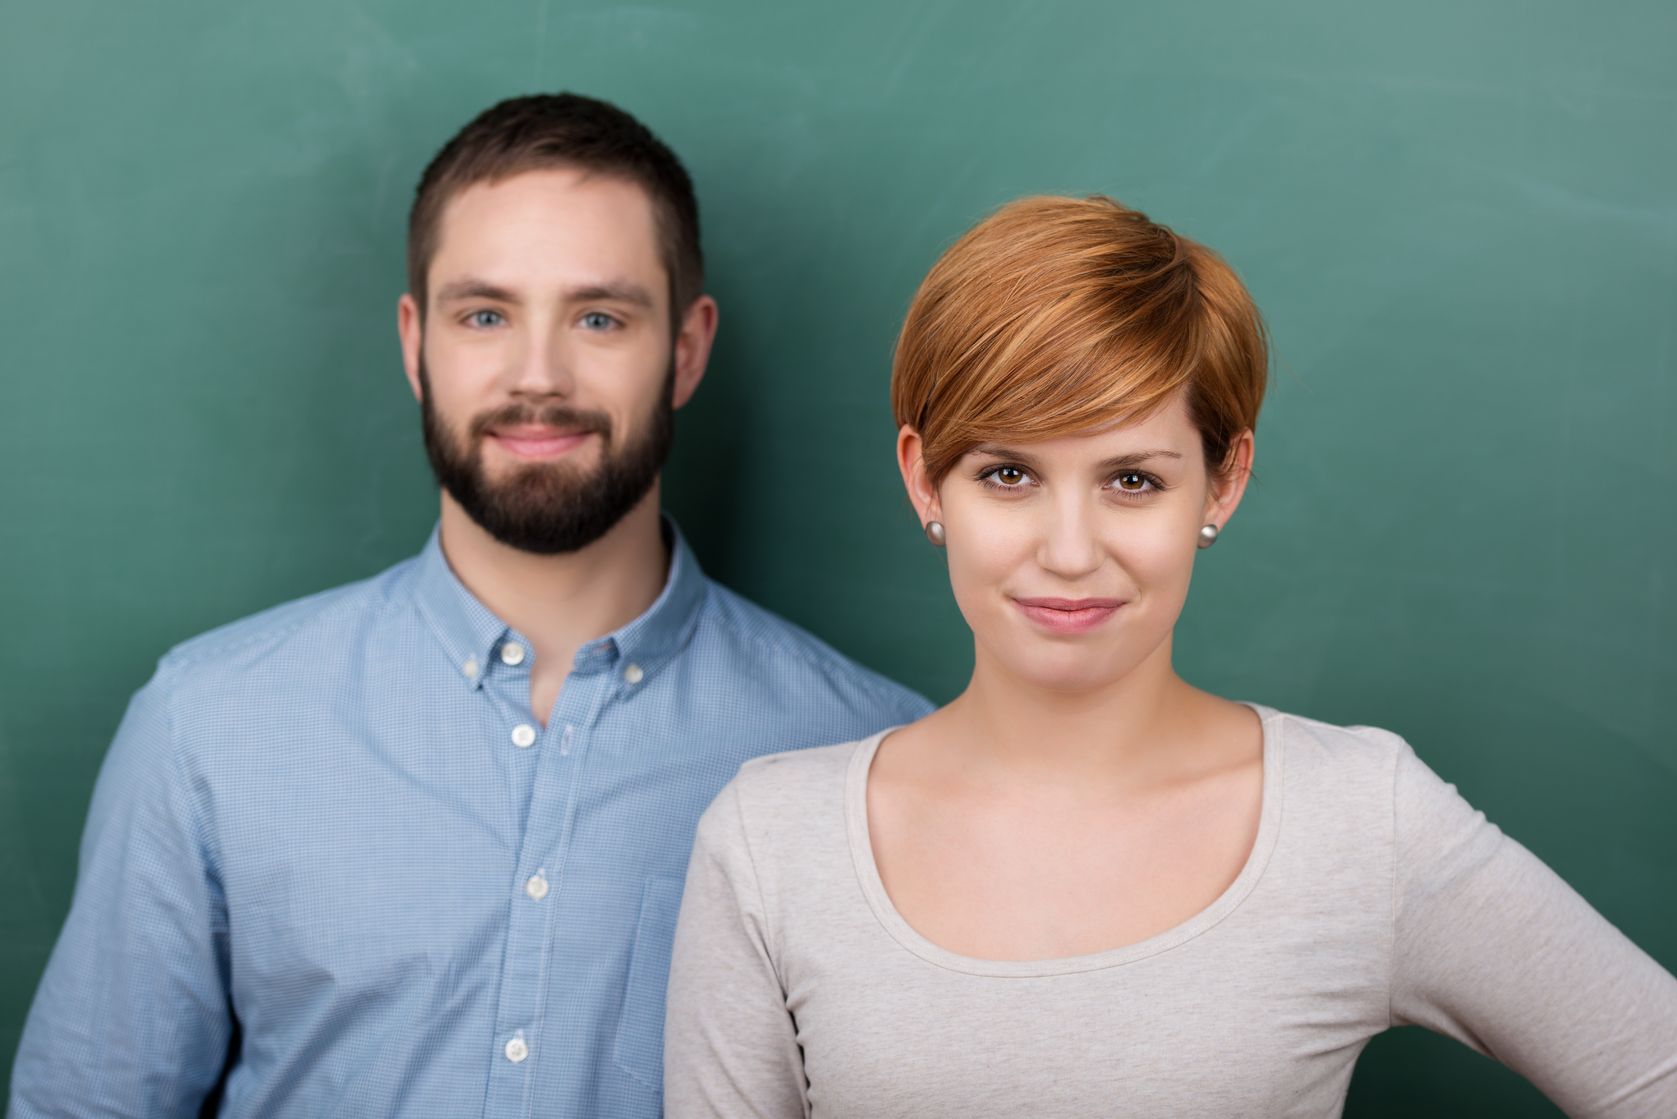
[
  {"x1": 1202, "y1": 429, "x2": 1256, "y2": 532},
  {"x1": 896, "y1": 426, "x2": 943, "y2": 528},
  {"x1": 671, "y1": 294, "x2": 719, "y2": 410},
  {"x1": 397, "y1": 293, "x2": 424, "y2": 403}
]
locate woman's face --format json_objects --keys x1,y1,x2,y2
[{"x1": 902, "y1": 393, "x2": 1252, "y2": 694}]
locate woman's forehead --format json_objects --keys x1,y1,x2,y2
[{"x1": 964, "y1": 395, "x2": 1199, "y2": 461}]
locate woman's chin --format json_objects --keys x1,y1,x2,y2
[{"x1": 994, "y1": 649, "x2": 1134, "y2": 695}]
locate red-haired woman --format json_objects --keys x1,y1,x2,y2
[{"x1": 663, "y1": 196, "x2": 1677, "y2": 1118}]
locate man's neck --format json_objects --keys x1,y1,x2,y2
[{"x1": 435, "y1": 485, "x2": 671, "y2": 679}]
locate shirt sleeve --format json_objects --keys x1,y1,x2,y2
[
  {"x1": 9, "y1": 661, "x2": 234, "y2": 1118},
  {"x1": 1388, "y1": 741, "x2": 1677, "y2": 1117},
  {"x1": 664, "y1": 779, "x2": 808, "y2": 1119}
]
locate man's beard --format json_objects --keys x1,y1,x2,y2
[{"x1": 419, "y1": 355, "x2": 675, "y2": 555}]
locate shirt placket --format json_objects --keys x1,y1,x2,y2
[{"x1": 481, "y1": 637, "x2": 616, "y2": 1119}]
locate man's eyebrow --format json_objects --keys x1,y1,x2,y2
[
  {"x1": 563, "y1": 281, "x2": 656, "y2": 309},
  {"x1": 430, "y1": 279, "x2": 657, "y2": 311},
  {"x1": 434, "y1": 278, "x2": 519, "y2": 304}
]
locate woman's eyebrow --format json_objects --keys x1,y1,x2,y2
[
  {"x1": 1098, "y1": 450, "x2": 1184, "y2": 469},
  {"x1": 968, "y1": 446, "x2": 1184, "y2": 470},
  {"x1": 969, "y1": 444, "x2": 1040, "y2": 467}
]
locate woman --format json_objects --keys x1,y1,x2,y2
[{"x1": 662, "y1": 196, "x2": 1677, "y2": 1117}]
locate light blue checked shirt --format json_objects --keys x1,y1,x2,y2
[{"x1": 11, "y1": 522, "x2": 930, "y2": 1118}]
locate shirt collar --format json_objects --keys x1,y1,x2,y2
[{"x1": 412, "y1": 517, "x2": 709, "y2": 691}]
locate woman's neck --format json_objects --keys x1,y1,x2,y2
[{"x1": 934, "y1": 638, "x2": 1227, "y2": 792}]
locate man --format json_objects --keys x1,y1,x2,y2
[{"x1": 10, "y1": 93, "x2": 929, "y2": 1117}]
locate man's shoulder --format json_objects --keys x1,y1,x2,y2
[
  {"x1": 695, "y1": 578, "x2": 932, "y2": 721},
  {"x1": 102, "y1": 556, "x2": 422, "y2": 771},
  {"x1": 155, "y1": 555, "x2": 420, "y2": 684}
]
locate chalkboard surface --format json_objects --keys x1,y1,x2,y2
[{"x1": 3, "y1": 1, "x2": 1672, "y2": 1112}]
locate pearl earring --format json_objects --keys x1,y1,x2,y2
[
  {"x1": 1198, "y1": 523, "x2": 1220, "y2": 549},
  {"x1": 924, "y1": 520, "x2": 946, "y2": 547}
]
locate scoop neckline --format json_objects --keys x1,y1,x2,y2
[{"x1": 844, "y1": 702, "x2": 1286, "y2": 977}]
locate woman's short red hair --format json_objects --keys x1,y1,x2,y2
[{"x1": 891, "y1": 195, "x2": 1268, "y2": 483}]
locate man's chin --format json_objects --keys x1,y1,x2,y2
[
  {"x1": 470, "y1": 445, "x2": 617, "y2": 497},
  {"x1": 474, "y1": 477, "x2": 600, "y2": 516}
]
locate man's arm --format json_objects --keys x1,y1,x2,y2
[{"x1": 10, "y1": 660, "x2": 234, "y2": 1118}]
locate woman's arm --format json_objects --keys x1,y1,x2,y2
[
  {"x1": 1388, "y1": 742, "x2": 1677, "y2": 1117},
  {"x1": 665, "y1": 780, "x2": 808, "y2": 1119}
]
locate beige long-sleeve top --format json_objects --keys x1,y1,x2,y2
[{"x1": 664, "y1": 705, "x2": 1677, "y2": 1118}]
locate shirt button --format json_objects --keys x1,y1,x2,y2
[
  {"x1": 500, "y1": 642, "x2": 526, "y2": 667},
  {"x1": 504, "y1": 1035, "x2": 528, "y2": 1063},
  {"x1": 462, "y1": 658, "x2": 478, "y2": 679},
  {"x1": 511, "y1": 724, "x2": 537, "y2": 749},
  {"x1": 623, "y1": 663, "x2": 644, "y2": 685},
  {"x1": 525, "y1": 873, "x2": 549, "y2": 901}
]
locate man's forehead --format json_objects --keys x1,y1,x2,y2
[{"x1": 430, "y1": 167, "x2": 665, "y2": 280}]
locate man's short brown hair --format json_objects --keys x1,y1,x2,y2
[{"x1": 407, "y1": 93, "x2": 703, "y2": 326}]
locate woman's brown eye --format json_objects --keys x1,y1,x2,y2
[
  {"x1": 997, "y1": 467, "x2": 1025, "y2": 485},
  {"x1": 1117, "y1": 473, "x2": 1147, "y2": 491}
]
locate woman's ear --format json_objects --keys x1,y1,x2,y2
[
  {"x1": 1203, "y1": 429, "x2": 1256, "y2": 529},
  {"x1": 896, "y1": 425, "x2": 942, "y2": 528}
]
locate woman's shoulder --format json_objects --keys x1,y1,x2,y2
[
  {"x1": 696, "y1": 734, "x2": 877, "y2": 849},
  {"x1": 1257, "y1": 704, "x2": 1417, "y2": 768},
  {"x1": 1252, "y1": 704, "x2": 1436, "y2": 819},
  {"x1": 1255, "y1": 705, "x2": 1499, "y2": 851},
  {"x1": 734, "y1": 734, "x2": 874, "y2": 798}
]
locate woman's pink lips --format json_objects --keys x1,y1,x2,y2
[
  {"x1": 1013, "y1": 596, "x2": 1125, "y2": 634},
  {"x1": 488, "y1": 427, "x2": 594, "y2": 460}
]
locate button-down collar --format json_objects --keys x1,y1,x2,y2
[{"x1": 412, "y1": 518, "x2": 709, "y2": 692}]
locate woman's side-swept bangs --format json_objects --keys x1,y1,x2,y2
[{"x1": 891, "y1": 195, "x2": 1267, "y2": 483}]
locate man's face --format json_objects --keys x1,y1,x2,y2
[{"x1": 401, "y1": 168, "x2": 685, "y2": 554}]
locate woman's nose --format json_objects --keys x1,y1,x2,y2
[{"x1": 1036, "y1": 498, "x2": 1103, "y2": 579}]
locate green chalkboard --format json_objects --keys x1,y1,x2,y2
[{"x1": 2, "y1": 1, "x2": 1672, "y2": 1112}]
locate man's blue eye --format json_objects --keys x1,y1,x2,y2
[
  {"x1": 581, "y1": 312, "x2": 617, "y2": 330},
  {"x1": 467, "y1": 310, "x2": 504, "y2": 328}
]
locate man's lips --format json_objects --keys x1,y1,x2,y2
[
  {"x1": 1012, "y1": 596, "x2": 1126, "y2": 634},
  {"x1": 487, "y1": 425, "x2": 597, "y2": 460}
]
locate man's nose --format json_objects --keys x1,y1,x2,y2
[{"x1": 508, "y1": 328, "x2": 575, "y2": 397}]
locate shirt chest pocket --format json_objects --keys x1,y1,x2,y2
[{"x1": 613, "y1": 875, "x2": 686, "y2": 1092}]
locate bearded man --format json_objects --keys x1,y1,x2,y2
[{"x1": 11, "y1": 93, "x2": 928, "y2": 1119}]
